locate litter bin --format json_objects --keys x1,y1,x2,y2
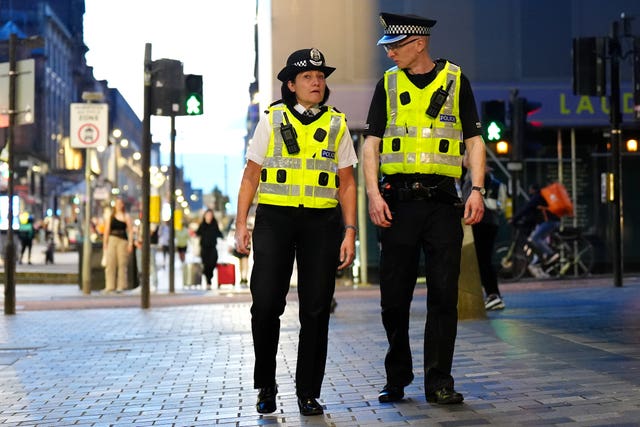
[
  {"x1": 183, "y1": 262, "x2": 203, "y2": 287},
  {"x1": 78, "y1": 242, "x2": 105, "y2": 291}
]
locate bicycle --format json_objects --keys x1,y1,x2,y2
[
  {"x1": 539, "y1": 226, "x2": 594, "y2": 278},
  {"x1": 495, "y1": 225, "x2": 594, "y2": 282},
  {"x1": 495, "y1": 224, "x2": 531, "y2": 282}
]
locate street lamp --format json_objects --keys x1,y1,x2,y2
[{"x1": 109, "y1": 130, "x2": 119, "y2": 192}]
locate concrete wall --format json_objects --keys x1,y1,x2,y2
[{"x1": 263, "y1": 0, "x2": 380, "y2": 131}]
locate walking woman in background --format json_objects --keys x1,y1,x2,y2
[
  {"x1": 196, "y1": 209, "x2": 223, "y2": 290},
  {"x1": 102, "y1": 197, "x2": 133, "y2": 293},
  {"x1": 18, "y1": 214, "x2": 36, "y2": 265}
]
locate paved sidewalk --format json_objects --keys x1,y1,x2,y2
[{"x1": 1, "y1": 274, "x2": 640, "y2": 425}]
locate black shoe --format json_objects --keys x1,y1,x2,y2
[
  {"x1": 256, "y1": 386, "x2": 277, "y2": 414},
  {"x1": 297, "y1": 397, "x2": 324, "y2": 416},
  {"x1": 426, "y1": 387, "x2": 464, "y2": 404},
  {"x1": 378, "y1": 385, "x2": 404, "y2": 403}
]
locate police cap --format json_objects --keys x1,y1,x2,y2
[
  {"x1": 277, "y1": 48, "x2": 336, "y2": 82},
  {"x1": 377, "y1": 12, "x2": 437, "y2": 45}
]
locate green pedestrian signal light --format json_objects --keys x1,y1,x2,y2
[
  {"x1": 186, "y1": 93, "x2": 202, "y2": 115},
  {"x1": 487, "y1": 121, "x2": 503, "y2": 141},
  {"x1": 481, "y1": 100, "x2": 506, "y2": 143},
  {"x1": 183, "y1": 74, "x2": 203, "y2": 116}
]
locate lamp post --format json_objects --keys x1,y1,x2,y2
[
  {"x1": 109, "y1": 129, "x2": 123, "y2": 193},
  {"x1": 2, "y1": 34, "x2": 43, "y2": 314},
  {"x1": 2, "y1": 34, "x2": 18, "y2": 314},
  {"x1": 140, "y1": 43, "x2": 152, "y2": 309}
]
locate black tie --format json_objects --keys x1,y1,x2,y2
[{"x1": 303, "y1": 109, "x2": 314, "y2": 117}]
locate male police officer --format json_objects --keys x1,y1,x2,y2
[{"x1": 362, "y1": 12, "x2": 486, "y2": 404}]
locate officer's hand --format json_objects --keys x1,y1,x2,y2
[
  {"x1": 368, "y1": 193, "x2": 393, "y2": 228},
  {"x1": 234, "y1": 225, "x2": 251, "y2": 255},
  {"x1": 463, "y1": 191, "x2": 485, "y2": 225},
  {"x1": 337, "y1": 235, "x2": 355, "y2": 270}
]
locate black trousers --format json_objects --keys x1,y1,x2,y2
[
  {"x1": 379, "y1": 198, "x2": 463, "y2": 394},
  {"x1": 471, "y1": 222, "x2": 500, "y2": 296},
  {"x1": 20, "y1": 238, "x2": 33, "y2": 262},
  {"x1": 250, "y1": 204, "x2": 341, "y2": 398}
]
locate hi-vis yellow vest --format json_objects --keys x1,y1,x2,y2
[
  {"x1": 258, "y1": 103, "x2": 347, "y2": 208},
  {"x1": 381, "y1": 61, "x2": 464, "y2": 178}
]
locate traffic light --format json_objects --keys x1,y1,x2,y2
[
  {"x1": 183, "y1": 74, "x2": 203, "y2": 116},
  {"x1": 481, "y1": 100, "x2": 506, "y2": 143},
  {"x1": 512, "y1": 97, "x2": 542, "y2": 159},
  {"x1": 151, "y1": 59, "x2": 184, "y2": 117},
  {"x1": 572, "y1": 37, "x2": 607, "y2": 97}
]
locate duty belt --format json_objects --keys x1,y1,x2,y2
[
  {"x1": 396, "y1": 182, "x2": 436, "y2": 201},
  {"x1": 380, "y1": 176, "x2": 463, "y2": 206}
]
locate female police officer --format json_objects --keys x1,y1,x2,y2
[{"x1": 234, "y1": 48, "x2": 357, "y2": 416}]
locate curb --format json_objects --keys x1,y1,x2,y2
[{"x1": 0, "y1": 272, "x2": 78, "y2": 284}]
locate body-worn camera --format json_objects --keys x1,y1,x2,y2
[
  {"x1": 380, "y1": 181, "x2": 396, "y2": 214},
  {"x1": 426, "y1": 80, "x2": 453, "y2": 118},
  {"x1": 280, "y1": 112, "x2": 300, "y2": 154}
]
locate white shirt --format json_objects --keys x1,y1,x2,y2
[{"x1": 246, "y1": 103, "x2": 358, "y2": 169}]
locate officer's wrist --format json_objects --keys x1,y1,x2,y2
[{"x1": 344, "y1": 225, "x2": 358, "y2": 233}]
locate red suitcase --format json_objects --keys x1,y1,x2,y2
[{"x1": 216, "y1": 263, "x2": 236, "y2": 287}]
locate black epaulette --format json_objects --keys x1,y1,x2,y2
[
  {"x1": 433, "y1": 58, "x2": 448, "y2": 73},
  {"x1": 264, "y1": 100, "x2": 284, "y2": 115},
  {"x1": 269, "y1": 99, "x2": 283, "y2": 107}
]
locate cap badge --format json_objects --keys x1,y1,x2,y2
[
  {"x1": 379, "y1": 15, "x2": 388, "y2": 29},
  {"x1": 309, "y1": 48, "x2": 322, "y2": 66}
]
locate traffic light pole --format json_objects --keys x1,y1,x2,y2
[
  {"x1": 169, "y1": 115, "x2": 176, "y2": 294},
  {"x1": 510, "y1": 95, "x2": 525, "y2": 216},
  {"x1": 609, "y1": 21, "x2": 624, "y2": 287}
]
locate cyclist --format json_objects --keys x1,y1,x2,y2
[{"x1": 510, "y1": 184, "x2": 560, "y2": 276}]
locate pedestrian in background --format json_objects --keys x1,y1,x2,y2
[
  {"x1": 196, "y1": 209, "x2": 223, "y2": 290},
  {"x1": 175, "y1": 222, "x2": 190, "y2": 264},
  {"x1": 234, "y1": 47, "x2": 357, "y2": 416},
  {"x1": 362, "y1": 12, "x2": 486, "y2": 405},
  {"x1": 18, "y1": 214, "x2": 36, "y2": 265},
  {"x1": 102, "y1": 198, "x2": 134, "y2": 294},
  {"x1": 231, "y1": 211, "x2": 254, "y2": 286},
  {"x1": 462, "y1": 162, "x2": 505, "y2": 310},
  {"x1": 158, "y1": 221, "x2": 170, "y2": 268},
  {"x1": 132, "y1": 221, "x2": 157, "y2": 293}
]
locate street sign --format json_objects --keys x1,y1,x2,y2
[
  {"x1": 70, "y1": 103, "x2": 108, "y2": 148},
  {"x1": 0, "y1": 58, "x2": 35, "y2": 127}
]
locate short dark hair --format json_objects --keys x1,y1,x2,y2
[{"x1": 280, "y1": 80, "x2": 331, "y2": 108}]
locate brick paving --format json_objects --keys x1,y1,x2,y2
[{"x1": 1, "y1": 244, "x2": 640, "y2": 425}]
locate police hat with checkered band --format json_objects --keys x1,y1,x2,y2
[
  {"x1": 277, "y1": 48, "x2": 336, "y2": 82},
  {"x1": 377, "y1": 12, "x2": 437, "y2": 45}
]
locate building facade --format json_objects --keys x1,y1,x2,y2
[
  {"x1": 0, "y1": 0, "x2": 143, "y2": 247},
  {"x1": 263, "y1": 0, "x2": 640, "y2": 275}
]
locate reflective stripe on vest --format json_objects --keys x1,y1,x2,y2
[
  {"x1": 380, "y1": 61, "x2": 464, "y2": 178},
  {"x1": 258, "y1": 104, "x2": 346, "y2": 208}
]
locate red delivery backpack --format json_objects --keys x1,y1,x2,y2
[{"x1": 541, "y1": 182, "x2": 574, "y2": 217}]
